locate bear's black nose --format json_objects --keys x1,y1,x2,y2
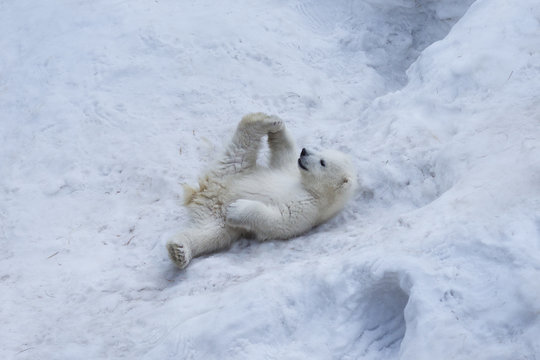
[{"x1": 301, "y1": 148, "x2": 307, "y2": 156}]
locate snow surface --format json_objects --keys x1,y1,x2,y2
[{"x1": 1, "y1": 0, "x2": 540, "y2": 359}]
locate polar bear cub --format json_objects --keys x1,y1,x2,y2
[{"x1": 167, "y1": 113, "x2": 357, "y2": 269}]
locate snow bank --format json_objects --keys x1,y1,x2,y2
[{"x1": 1, "y1": 0, "x2": 539, "y2": 359}]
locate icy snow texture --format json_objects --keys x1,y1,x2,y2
[{"x1": 1, "y1": 0, "x2": 540, "y2": 359}]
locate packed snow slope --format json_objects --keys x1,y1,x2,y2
[{"x1": 1, "y1": 0, "x2": 540, "y2": 359}]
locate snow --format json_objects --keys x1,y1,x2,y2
[{"x1": 1, "y1": 0, "x2": 539, "y2": 358}]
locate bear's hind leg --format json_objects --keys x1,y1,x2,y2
[
  {"x1": 167, "y1": 236, "x2": 193, "y2": 269},
  {"x1": 166, "y1": 224, "x2": 238, "y2": 269}
]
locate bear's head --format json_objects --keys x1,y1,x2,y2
[{"x1": 297, "y1": 147, "x2": 357, "y2": 220}]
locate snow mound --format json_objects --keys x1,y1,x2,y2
[
  {"x1": 299, "y1": 0, "x2": 475, "y2": 88},
  {"x1": 144, "y1": 264, "x2": 410, "y2": 360},
  {"x1": 344, "y1": 272, "x2": 409, "y2": 357}
]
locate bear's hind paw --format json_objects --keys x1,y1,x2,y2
[{"x1": 167, "y1": 241, "x2": 192, "y2": 269}]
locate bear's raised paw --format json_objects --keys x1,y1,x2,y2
[
  {"x1": 240, "y1": 113, "x2": 283, "y2": 134},
  {"x1": 264, "y1": 115, "x2": 284, "y2": 133}
]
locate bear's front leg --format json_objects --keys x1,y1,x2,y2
[
  {"x1": 227, "y1": 199, "x2": 318, "y2": 241},
  {"x1": 237, "y1": 113, "x2": 284, "y2": 134},
  {"x1": 226, "y1": 199, "x2": 266, "y2": 230},
  {"x1": 221, "y1": 113, "x2": 284, "y2": 174},
  {"x1": 226, "y1": 199, "x2": 288, "y2": 240},
  {"x1": 267, "y1": 120, "x2": 297, "y2": 170}
]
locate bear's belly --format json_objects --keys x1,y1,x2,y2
[
  {"x1": 187, "y1": 169, "x2": 305, "y2": 223},
  {"x1": 227, "y1": 170, "x2": 301, "y2": 205}
]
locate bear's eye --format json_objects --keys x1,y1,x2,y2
[{"x1": 320, "y1": 159, "x2": 326, "y2": 167}]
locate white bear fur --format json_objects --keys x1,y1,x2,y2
[{"x1": 167, "y1": 113, "x2": 357, "y2": 269}]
